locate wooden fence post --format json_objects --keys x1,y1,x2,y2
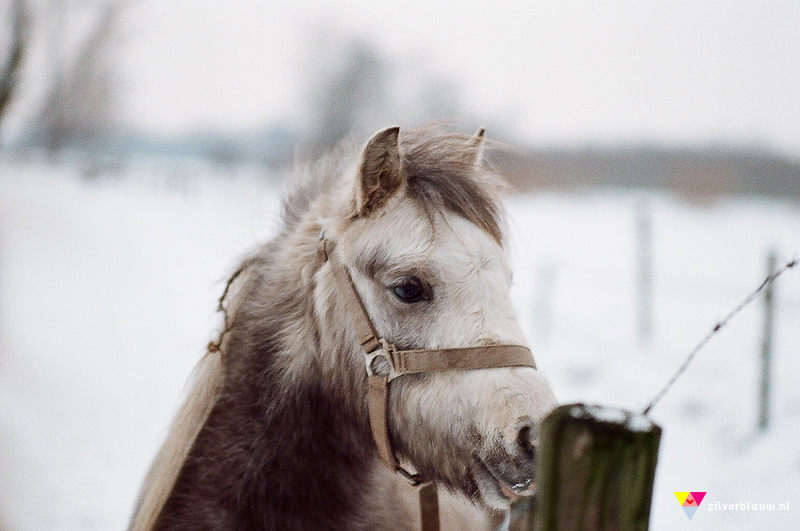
[
  {"x1": 533, "y1": 263, "x2": 556, "y2": 342},
  {"x1": 511, "y1": 404, "x2": 661, "y2": 531},
  {"x1": 758, "y1": 249, "x2": 777, "y2": 431},
  {"x1": 636, "y1": 202, "x2": 653, "y2": 342}
]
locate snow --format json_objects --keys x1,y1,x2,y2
[
  {"x1": 0, "y1": 159, "x2": 798, "y2": 530},
  {"x1": 563, "y1": 403, "x2": 657, "y2": 432}
]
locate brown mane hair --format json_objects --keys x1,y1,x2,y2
[{"x1": 400, "y1": 130, "x2": 505, "y2": 246}]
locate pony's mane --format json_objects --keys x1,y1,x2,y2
[{"x1": 283, "y1": 127, "x2": 508, "y2": 245}]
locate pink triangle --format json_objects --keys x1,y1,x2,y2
[
  {"x1": 684, "y1": 496, "x2": 697, "y2": 506},
  {"x1": 691, "y1": 492, "x2": 707, "y2": 506}
]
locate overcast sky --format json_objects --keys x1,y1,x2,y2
[{"x1": 115, "y1": 0, "x2": 800, "y2": 156}]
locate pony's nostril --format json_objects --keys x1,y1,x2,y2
[{"x1": 517, "y1": 425, "x2": 537, "y2": 456}]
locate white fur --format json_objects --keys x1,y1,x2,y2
[{"x1": 330, "y1": 189, "x2": 557, "y2": 511}]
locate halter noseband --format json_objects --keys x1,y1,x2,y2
[{"x1": 319, "y1": 237, "x2": 536, "y2": 530}]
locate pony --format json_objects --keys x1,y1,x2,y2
[{"x1": 128, "y1": 126, "x2": 557, "y2": 531}]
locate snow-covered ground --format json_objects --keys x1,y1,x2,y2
[{"x1": 0, "y1": 158, "x2": 798, "y2": 531}]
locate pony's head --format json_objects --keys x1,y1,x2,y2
[{"x1": 304, "y1": 127, "x2": 557, "y2": 511}]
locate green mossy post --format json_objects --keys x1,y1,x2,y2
[{"x1": 512, "y1": 404, "x2": 661, "y2": 531}]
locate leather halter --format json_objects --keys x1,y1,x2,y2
[{"x1": 319, "y1": 237, "x2": 536, "y2": 531}]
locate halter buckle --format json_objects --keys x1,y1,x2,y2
[
  {"x1": 364, "y1": 339, "x2": 401, "y2": 381},
  {"x1": 395, "y1": 466, "x2": 424, "y2": 486}
]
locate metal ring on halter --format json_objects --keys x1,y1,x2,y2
[{"x1": 364, "y1": 339, "x2": 402, "y2": 381}]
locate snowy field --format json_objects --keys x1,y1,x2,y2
[{"x1": 0, "y1": 158, "x2": 798, "y2": 531}]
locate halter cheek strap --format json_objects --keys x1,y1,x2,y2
[{"x1": 320, "y1": 238, "x2": 537, "y2": 530}]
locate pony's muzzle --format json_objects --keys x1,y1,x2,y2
[
  {"x1": 475, "y1": 420, "x2": 540, "y2": 508},
  {"x1": 490, "y1": 416, "x2": 540, "y2": 498}
]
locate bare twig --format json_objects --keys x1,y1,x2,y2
[{"x1": 642, "y1": 256, "x2": 798, "y2": 415}]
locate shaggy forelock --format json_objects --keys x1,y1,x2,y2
[
  {"x1": 400, "y1": 130, "x2": 506, "y2": 247},
  {"x1": 282, "y1": 127, "x2": 507, "y2": 246}
]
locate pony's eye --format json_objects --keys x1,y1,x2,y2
[{"x1": 392, "y1": 277, "x2": 428, "y2": 303}]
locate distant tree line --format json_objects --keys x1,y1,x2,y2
[
  {"x1": 493, "y1": 145, "x2": 800, "y2": 202},
  {"x1": 3, "y1": 7, "x2": 799, "y2": 203}
]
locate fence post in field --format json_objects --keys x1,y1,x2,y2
[
  {"x1": 510, "y1": 404, "x2": 661, "y2": 531},
  {"x1": 758, "y1": 249, "x2": 777, "y2": 431},
  {"x1": 533, "y1": 263, "x2": 556, "y2": 342},
  {"x1": 635, "y1": 202, "x2": 653, "y2": 342}
]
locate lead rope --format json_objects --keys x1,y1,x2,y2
[{"x1": 319, "y1": 237, "x2": 537, "y2": 531}]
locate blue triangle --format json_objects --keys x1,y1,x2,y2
[{"x1": 682, "y1": 506, "x2": 699, "y2": 520}]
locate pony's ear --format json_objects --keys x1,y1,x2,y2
[
  {"x1": 354, "y1": 126, "x2": 403, "y2": 216},
  {"x1": 471, "y1": 127, "x2": 486, "y2": 166}
]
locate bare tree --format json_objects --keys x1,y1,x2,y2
[
  {"x1": 304, "y1": 38, "x2": 389, "y2": 154},
  {"x1": 301, "y1": 34, "x2": 501, "y2": 157},
  {"x1": 34, "y1": 0, "x2": 126, "y2": 152},
  {"x1": 0, "y1": 0, "x2": 30, "y2": 132}
]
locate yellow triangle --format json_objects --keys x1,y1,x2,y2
[{"x1": 674, "y1": 492, "x2": 690, "y2": 505}]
